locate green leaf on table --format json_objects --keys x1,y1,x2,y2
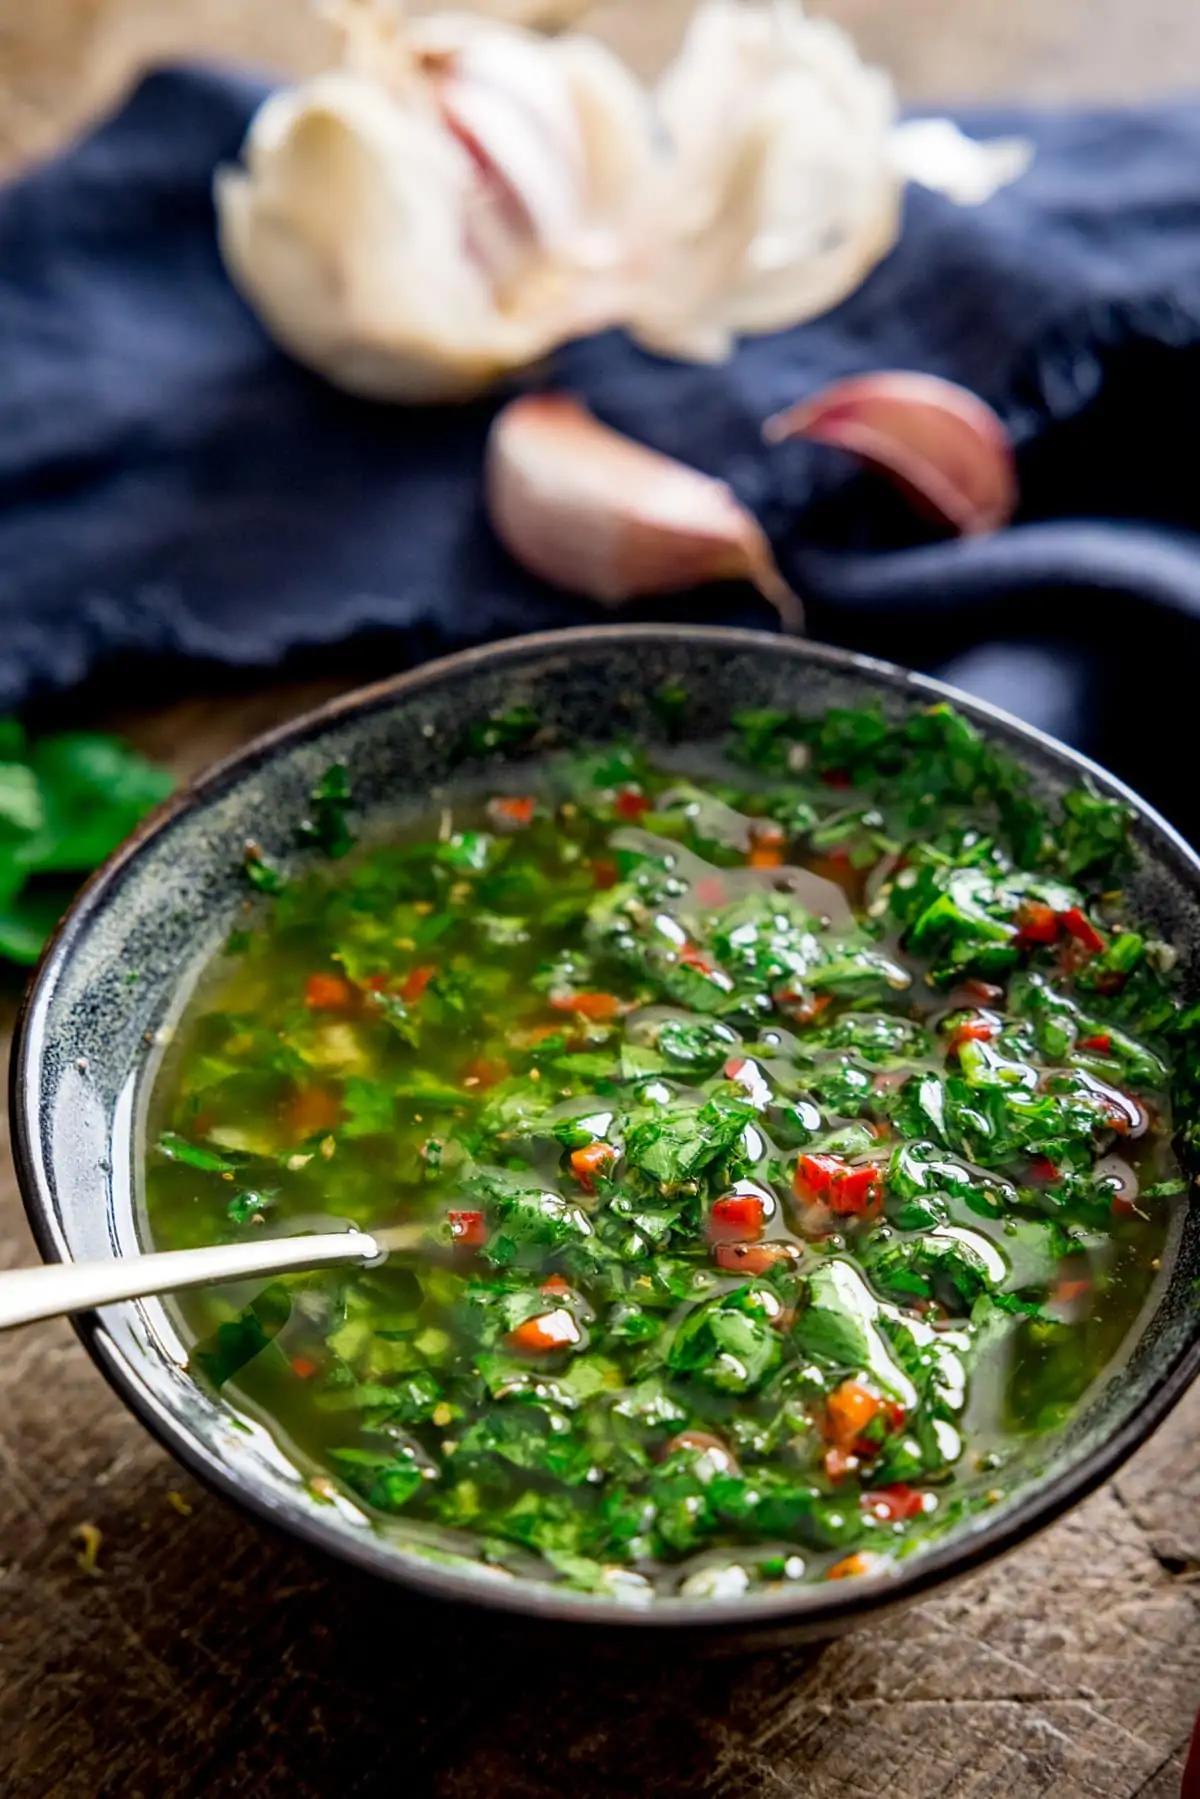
[
  {"x1": 0, "y1": 887, "x2": 69, "y2": 964},
  {"x1": 22, "y1": 733, "x2": 173, "y2": 872},
  {"x1": 0, "y1": 721, "x2": 172, "y2": 966},
  {"x1": 0, "y1": 762, "x2": 45, "y2": 838}
]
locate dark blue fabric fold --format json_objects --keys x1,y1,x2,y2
[{"x1": 2, "y1": 67, "x2": 1199, "y2": 832}]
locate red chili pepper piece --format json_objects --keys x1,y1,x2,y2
[
  {"x1": 506, "y1": 1308, "x2": 581, "y2": 1354},
  {"x1": 793, "y1": 1153, "x2": 882, "y2": 1217},
  {"x1": 304, "y1": 973, "x2": 354, "y2": 1012},
  {"x1": 747, "y1": 821, "x2": 786, "y2": 869},
  {"x1": 862, "y1": 1484, "x2": 927, "y2": 1523},
  {"x1": 591, "y1": 858, "x2": 619, "y2": 890},
  {"x1": 462, "y1": 1056, "x2": 509, "y2": 1090},
  {"x1": 1029, "y1": 1156, "x2": 1059, "y2": 1182},
  {"x1": 1013, "y1": 901, "x2": 1060, "y2": 945},
  {"x1": 825, "y1": 1379, "x2": 882, "y2": 1450},
  {"x1": 775, "y1": 988, "x2": 833, "y2": 1026},
  {"x1": 290, "y1": 1356, "x2": 318, "y2": 1381},
  {"x1": 614, "y1": 786, "x2": 650, "y2": 820},
  {"x1": 1061, "y1": 907, "x2": 1106, "y2": 955},
  {"x1": 827, "y1": 1551, "x2": 882, "y2": 1581},
  {"x1": 678, "y1": 945, "x2": 718, "y2": 974},
  {"x1": 708, "y1": 1193, "x2": 766, "y2": 1243},
  {"x1": 948, "y1": 1016, "x2": 999, "y2": 1051},
  {"x1": 714, "y1": 1242, "x2": 800, "y2": 1275},
  {"x1": 831, "y1": 1165, "x2": 884, "y2": 1216},
  {"x1": 284, "y1": 1085, "x2": 342, "y2": 1140},
  {"x1": 793, "y1": 1152, "x2": 841, "y2": 1205},
  {"x1": 550, "y1": 990, "x2": 622, "y2": 1021},
  {"x1": 883, "y1": 1400, "x2": 908, "y2": 1433},
  {"x1": 1078, "y1": 1032, "x2": 1112, "y2": 1053},
  {"x1": 747, "y1": 841, "x2": 785, "y2": 869},
  {"x1": 400, "y1": 964, "x2": 437, "y2": 1003},
  {"x1": 448, "y1": 1209, "x2": 487, "y2": 1248},
  {"x1": 1100, "y1": 1094, "x2": 1139, "y2": 1136},
  {"x1": 488, "y1": 794, "x2": 536, "y2": 828},
  {"x1": 570, "y1": 1141, "x2": 616, "y2": 1193}
]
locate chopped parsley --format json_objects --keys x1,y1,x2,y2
[{"x1": 145, "y1": 705, "x2": 1195, "y2": 1601}]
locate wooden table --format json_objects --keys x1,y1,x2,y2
[{"x1": 2, "y1": 4, "x2": 1200, "y2": 1795}]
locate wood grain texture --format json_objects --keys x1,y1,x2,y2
[{"x1": 2, "y1": 2, "x2": 1200, "y2": 1793}]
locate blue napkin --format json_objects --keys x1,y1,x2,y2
[{"x1": 2, "y1": 67, "x2": 1199, "y2": 832}]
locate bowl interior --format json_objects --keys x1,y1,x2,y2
[{"x1": 15, "y1": 626, "x2": 1200, "y2": 1637}]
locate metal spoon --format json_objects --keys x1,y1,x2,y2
[{"x1": 0, "y1": 1225, "x2": 429, "y2": 1332}]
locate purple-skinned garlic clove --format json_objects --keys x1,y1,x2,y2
[
  {"x1": 486, "y1": 393, "x2": 803, "y2": 629},
  {"x1": 764, "y1": 371, "x2": 1017, "y2": 536}
]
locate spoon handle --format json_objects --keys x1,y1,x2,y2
[{"x1": 0, "y1": 1231, "x2": 381, "y2": 1332}]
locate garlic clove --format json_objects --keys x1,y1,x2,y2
[
  {"x1": 486, "y1": 393, "x2": 803, "y2": 628},
  {"x1": 218, "y1": 13, "x2": 653, "y2": 402},
  {"x1": 635, "y1": 0, "x2": 902, "y2": 356},
  {"x1": 422, "y1": 17, "x2": 587, "y2": 262},
  {"x1": 217, "y1": 73, "x2": 555, "y2": 402},
  {"x1": 764, "y1": 371, "x2": 1017, "y2": 536},
  {"x1": 543, "y1": 31, "x2": 659, "y2": 253}
]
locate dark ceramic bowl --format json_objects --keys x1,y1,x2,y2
[{"x1": 13, "y1": 625, "x2": 1200, "y2": 1647}]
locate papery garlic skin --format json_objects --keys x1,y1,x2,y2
[
  {"x1": 217, "y1": 15, "x2": 654, "y2": 401},
  {"x1": 631, "y1": 1, "x2": 902, "y2": 362},
  {"x1": 891, "y1": 118, "x2": 1034, "y2": 206}
]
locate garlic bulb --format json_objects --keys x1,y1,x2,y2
[
  {"x1": 486, "y1": 394, "x2": 803, "y2": 627},
  {"x1": 217, "y1": 1, "x2": 1033, "y2": 401},
  {"x1": 217, "y1": 10, "x2": 653, "y2": 400}
]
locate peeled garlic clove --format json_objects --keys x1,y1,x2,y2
[
  {"x1": 764, "y1": 372, "x2": 1016, "y2": 535},
  {"x1": 486, "y1": 394, "x2": 802, "y2": 628}
]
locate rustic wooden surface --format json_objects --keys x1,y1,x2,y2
[{"x1": 3, "y1": 3, "x2": 1200, "y2": 1795}]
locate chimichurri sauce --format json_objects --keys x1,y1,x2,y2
[{"x1": 144, "y1": 702, "x2": 1198, "y2": 1602}]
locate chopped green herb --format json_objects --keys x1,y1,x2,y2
[
  {"x1": 145, "y1": 700, "x2": 1194, "y2": 1602},
  {"x1": 299, "y1": 764, "x2": 354, "y2": 859},
  {"x1": 0, "y1": 721, "x2": 171, "y2": 964}
]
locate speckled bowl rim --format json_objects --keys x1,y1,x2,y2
[{"x1": 12, "y1": 623, "x2": 1200, "y2": 1640}]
